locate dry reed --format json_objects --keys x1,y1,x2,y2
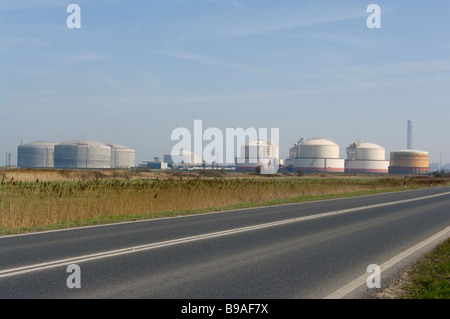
[{"x1": 0, "y1": 170, "x2": 446, "y2": 232}]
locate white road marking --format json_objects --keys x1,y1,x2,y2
[
  {"x1": 324, "y1": 225, "x2": 450, "y2": 299},
  {"x1": 1, "y1": 191, "x2": 449, "y2": 279}
]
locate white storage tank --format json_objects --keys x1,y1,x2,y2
[
  {"x1": 298, "y1": 138, "x2": 340, "y2": 159},
  {"x1": 235, "y1": 139, "x2": 279, "y2": 173},
  {"x1": 293, "y1": 138, "x2": 344, "y2": 173},
  {"x1": 345, "y1": 141, "x2": 389, "y2": 174},
  {"x1": 54, "y1": 140, "x2": 111, "y2": 169},
  {"x1": 17, "y1": 141, "x2": 57, "y2": 168},
  {"x1": 108, "y1": 144, "x2": 135, "y2": 169}
]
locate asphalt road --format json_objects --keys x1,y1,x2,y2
[{"x1": 1, "y1": 186, "x2": 449, "y2": 299}]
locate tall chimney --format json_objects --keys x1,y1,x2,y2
[{"x1": 407, "y1": 120, "x2": 413, "y2": 150}]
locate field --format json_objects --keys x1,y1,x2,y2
[{"x1": 0, "y1": 168, "x2": 448, "y2": 235}]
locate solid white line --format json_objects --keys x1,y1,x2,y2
[
  {"x1": 1, "y1": 191, "x2": 449, "y2": 279},
  {"x1": 324, "y1": 225, "x2": 450, "y2": 299}
]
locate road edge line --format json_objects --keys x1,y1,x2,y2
[{"x1": 323, "y1": 225, "x2": 450, "y2": 299}]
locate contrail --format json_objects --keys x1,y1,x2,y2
[{"x1": 128, "y1": 0, "x2": 148, "y2": 16}]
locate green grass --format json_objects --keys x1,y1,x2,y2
[{"x1": 401, "y1": 237, "x2": 450, "y2": 299}]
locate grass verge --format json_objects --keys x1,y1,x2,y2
[{"x1": 400, "y1": 237, "x2": 450, "y2": 299}]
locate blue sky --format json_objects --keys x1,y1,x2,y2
[{"x1": 1, "y1": 0, "x2": 449, "y2": 165}]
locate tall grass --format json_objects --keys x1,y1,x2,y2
[{"x1": 0, "y1": 171, "x2": 447, "y2": 234}]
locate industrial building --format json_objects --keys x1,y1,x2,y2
[
  {"x1": 164, "y1": 151, "x2": 203, "y2": 168},
  {"x1": 235, "y1": 139, "x2": 279, "y2": 173},
  {"x1": 139, "y1": 158, "x2": 169, "y2": 170},
  {"x1": 289, "y1": 138, "x2": 345, "y2": 173},
  {"x1": 388, "y1": 150, "x2": 430, "y2": 175},
  {"x1": 16, "y1": 118, "x2": 432, "y2": 175},
  {"x1": 345, "y1": 141, "x2": 389, "y2": 174},
  {"x1": 108, "y1": 144, "x2": 136, "y2": 169},
  {"x1": 17, "y1": 141, "x2": 57, "y2": 168}
]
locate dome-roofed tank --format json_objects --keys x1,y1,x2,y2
[
  {"x1": 346, "y1": 141, "x2": 385, "y2": 161},
  {"x1": 388, "y1": 150, "x2": 430, "y2": 175},
  {"x1": 17, "y1": 141, "x2": 57, "y2": 168},
  {"x1": 298, "y1": 137, "x2": 340, "y2": 159},
  {"x1": 345, "y1": 140, "x2": 389, "y2": 174},
  {"x1": 107, "y1": 144, "x2": 135, "y2": 169},
  {"x1": 54, "y1": 140, "x2": 111, "y2": 169},
  {"x1": 242, "y1": 139, "x2": 279, "y2": 159},
  {"x1": 292, "y1": 137, "x2": 344, "y2": 173},
  {"x1": 235, "y1": 139, "x2": 279, "y2": 173}
]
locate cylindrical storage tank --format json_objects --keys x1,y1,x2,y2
[
  {"x1": 388, "y1": 150, "x2": 430, "y2": 175},
  {"x1": 17, "y1": 141, "x2": 57, "y2": 168},
  {"x1": 345, "y1": 160, "x2": 389, "y2": 174},
  {"x1": 293, "y1": 138, "x2": 344, "y2": 173},
  {"x1": 54, "y1": 140, "x2": 111, "y2": 169},
  {"x1": 298, "y1": 138, "x2": 340, "y2": 159},
  {"x1": 240, "y1": 140, "x2": 279, "y2": 160},
  {"x1": 293, "y1": 158, "x2": 345, "y2": 173},
  {"x1": 345, "y1": 141, "x2": 389, "y2": 174},
  {"x1": 236, "y1": 139, "x2": 279, "y2": 173},
  {"x1": 346, "y1": 141, "x2": 385, "y2": 161},
  {"x1": 108, "y1": 144, "x2": 135, "y2": 169}
]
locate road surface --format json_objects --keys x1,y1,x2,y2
[{"x1": 1, "y1": 187, "x2": 449, "y2": 300}]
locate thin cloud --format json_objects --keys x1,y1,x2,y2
[
  {"x1": 58, "y1": 52, "x2": 110, "y2": 67},
  {"x1": 213, "y1": 6, "x2": 366, "y2": 39},
  {"x1": 278, "y1": 31, "x2": 381, "y2": 49},
  {"x1": 127, "y1": 0, "x2": 149, "y2": 17},
  {"x1": 158, "y1": 50, "x2": 264, "y2": 73},
  {"x1": 0, "y1": 36, "x2": 50, "y2": 51},
  {"x1": 0, "y1": 0, "x2": 67, "y2": 10},
  {"x1": 343, "y1": 59, "x2": 450, "y2": 78},
  {"x1": 232, "y1": 1, "x2": 246, "y2": 11},
  {"x1": 2, "y1": 87, "x2": 283, "y2": 112}
]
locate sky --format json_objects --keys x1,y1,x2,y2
[{"x1": 1, "y1": 0, "x2": 449, "y2": 166}]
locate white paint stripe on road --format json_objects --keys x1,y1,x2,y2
[
  {"x1": 324, "y1": 225, "x2": 450, "y2": 299},
  {"x1": 1, "y1": 191, "x2": 450, "y2": 279}
]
